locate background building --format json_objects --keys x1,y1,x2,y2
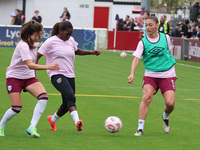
[{"x1": 0, "y1": 0, "x2": 141, "y2": 30}]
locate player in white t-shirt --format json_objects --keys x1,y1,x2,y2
[
  {"x1": 36, "y1": 21, "x2": 101, "y2": 132},
  {"x1": 0, "y1": 20, "x2": 60, "y2": 138}
]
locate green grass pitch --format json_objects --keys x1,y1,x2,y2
[{"x1": 0, "y1": 47, "x2": 199, "y2": 150}]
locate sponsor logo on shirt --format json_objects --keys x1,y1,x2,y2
[{"x1": 148, "y1": 46, "x2": 164, "y2": 54}]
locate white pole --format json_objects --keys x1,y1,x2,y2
[
  {"x1": 113, "y1": 22, "x2": 117, "y2": 52},
  {"x1": 113, "y1": 14, "x2": 119, "y2": 52}
]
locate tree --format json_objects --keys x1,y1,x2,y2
[{"x1": 151, "y1": 0, "x2": 197, "y2": 14}]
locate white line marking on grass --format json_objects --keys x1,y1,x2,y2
[
  {"x1": 176, "y1": 88, "x2": 200, "y2": 91},
  {"x1": 176, "y1": 63, "x2": 200, "y2": 69}
]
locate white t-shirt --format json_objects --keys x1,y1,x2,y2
[
  {"x1": 132, "y1": 34, "x2": 176, "y2": 78},
  {"x1": 6, "y1": 40, "x2": 38, "y2": 79},
  {"x1": 38, "y1": 36, "x2": 78, "y2": 78}
]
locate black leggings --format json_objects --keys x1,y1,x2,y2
[{"x1": 51, "y1": 74, "x2": 76, "y2": 113}]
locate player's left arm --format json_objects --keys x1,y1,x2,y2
[
  {"x1": 167, "y1": 23, "x2": 170, "y2": 34},
  {"x1": 166, "y1": 34, "x2": 179, "y2": 80},
  {"x1": 75, "y1": 49, "x2": 101, "y2": 56},
  {"x1": 35, "y1": 52, "x2": 43, "y2": 64},
  {"x1": 166, "y1": 34, "x2": 173, "y2": 54}
]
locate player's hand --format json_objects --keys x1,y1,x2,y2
[
  {"x1": 92, "y1": 50, "x2": 101, "y2": 56},
  {"x1": 127, "y1": 75, "x2": 134, "y2": 84},
  {"x1": 175, "y1": 76, "x2": 179, "y2": 80},
  {"x1": 49, "y1": 63, "x2": 61, "y2": 70}
]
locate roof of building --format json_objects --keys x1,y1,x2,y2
[{"x1": 113, "y1": 0, "x2": 141, "y2": 2}]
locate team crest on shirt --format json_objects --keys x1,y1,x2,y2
[
  {"x1": 57, "y1": 78, "x2": 62, "y2": 84},
  {"x1": 8, "y1": 85, "x2": 12, "y2": 91},
  {"x1": 148, "y1": 46, "x2": 164, "y2": 54}
]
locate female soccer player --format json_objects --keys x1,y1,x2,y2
[
  {"x1": 0, "y1": 20, "x2": 60, "y2": 138},
  {"x1": 127, "y1": 16, "x2": 177, "y2": 136},
  {"x1": 36, "y1": 21, "x2": 101, "y2": 132}
]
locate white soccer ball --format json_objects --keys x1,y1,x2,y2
[
  {"x1": 120, "y1": 52, "x2": 127, "y2": 58},
  {"x1": 105, "y1": 116, "x2": 122, "y2": 133}
]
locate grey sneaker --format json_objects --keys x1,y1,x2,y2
[
  {"x1": 163, "y1": 118, "x2": 170, "y2": 133},
  {"x1": 134, "y1": 129, "x2": 143, "y2": 136}
]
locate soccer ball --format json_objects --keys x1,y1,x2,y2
[
  {"x1": 120, "y1": 52, "x2": 127, "y2": 58},
  {"x1": 105, "y1": 116, "x2": 122, "y2": 133}
]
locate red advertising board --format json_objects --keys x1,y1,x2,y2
[
  {"x1": 188, "y1": 40, "x2": 200, "y2": 62},
  {"x1": 107, "y1": 31, "x2": 141, "y2": 50},
  {"x1": 170, "y1": 38, "x2": 184, "y2": 60}
]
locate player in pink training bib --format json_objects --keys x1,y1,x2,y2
[
  {"x1": 0, "y1": 20, "x2": 60, "y2": 138},
  {"x1": 36, "y1": 21, "x2": 101, "y2": 132}
]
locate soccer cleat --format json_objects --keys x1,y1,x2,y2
[
  {"x1": 47, "y1": 115, "x2": 57, "y2": 131},
  {"x1": 134, "y1": 129, "x2": 143, "y2": 136},
  {"x1": 163, "y1": 118, "x2": 170, "y2": 133},
  {"x1": 0, "y1": 127, "x2": 5, "y2": 136},
  {"x1": 26, "y1": 127, "x2": 40, "y2": 138},
  {"x1": 76, "y1": 120, "x2": 83, "y2": 131}
]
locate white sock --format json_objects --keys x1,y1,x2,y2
[
  {"x1": 137, "y1": 119, "x2": 145, "y2": 131},
  {"x1": 0, "y1": 108, "x2": 17, "y2": 128},
  {"x1": 163, "y1": 112, "x2": 169, "y2": 120},
  {"x1": 52, "y1": 112, "x2": 60, "y2": 122},
  {"x1": 29, "y1": 100, "x2": 47, "y2": 128},
  {"x1": 70, "y1": 110, "x2": 79, "y2": 125}
]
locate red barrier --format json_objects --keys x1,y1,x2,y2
[
  {"x1": 170, "y1": 38, "x2": 184, "y2": 60},
  {"x1": 108, "y1": 31, "x2": 142, "y2": 51},
  {"x1": 188, "y1": 39, "x2": 200, "y2": 62}
]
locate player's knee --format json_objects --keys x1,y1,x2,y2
[
  {"x1": 11, "y1": 106, "x2": 22, "y2": 113},
  {"x1": 166, "y1": 100, "x2": 175, "y2": 108},
  {"x1": 37, "y1": 93, "x2": 48, "y2": 100},
  {"x1": 60, "y1": 104, "x2": 68, "y2": 114},
  {"x1": 67, "y1": 100, "x2": 76, "y2": 109},
  {"x1": 142, "y1": 94, "x2": 153, "y2": 104},
  {"x1": 62, "y1": 96, "x2": 76, "y2": 110}
]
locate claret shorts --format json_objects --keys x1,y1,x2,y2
[
  {"x1": 6, "y1": 77, "x2": 39, "y2": 94},
  {"x1": 143, "y1": 76, "x2": 176, "y2": 94}
]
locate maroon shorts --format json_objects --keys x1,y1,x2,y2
[
  {"x1": 143, "y1": 76, "x2": 176, "y2": 94},
  {"x1": 6, "y1": 77, "x2": 40, "y2": 94}
]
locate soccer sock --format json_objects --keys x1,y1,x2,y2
[
  {"x1": 70, "y1": 110, "x2": 79, "y2": 125},
  {"x1": 29, "y1": 100, "x2": 47, "y2": 128},
  {"x1": 52, "y1": 112, "x2": 60, "y2": 122},
  {"x1": 137, "y1": 119, "x2": 145, "y2": 131},
  {"x1": 163, "y1": 112, "x2": 170, "y2": 120},
  {"x1": 0, "y1": 108, "x2": 18, "y2": 128}
]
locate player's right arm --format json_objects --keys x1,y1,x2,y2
[
  {"x1": 25, "y1": 59, "x2": 60, "y2": 70},
  {"x1": 127, "y1": 40, "x2": 144, "y2": 84},
  {"x1": 127, "y1": 57, "x2": 140, "y2": 84}
]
